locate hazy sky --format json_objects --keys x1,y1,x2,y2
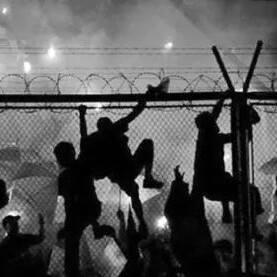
[
  {"x1": 0, "y1": 0, "x2": 274, "y2": 42},
  {"x1": 0, "y1": 0, "x2": 275, "y2": 61}
]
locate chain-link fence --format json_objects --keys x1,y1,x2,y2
[{"x1": 0, "y1": 97, "x2": 277, "y2": 276}]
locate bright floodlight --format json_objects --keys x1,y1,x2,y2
[
  {"x1": 48, "y1": 46, "x2": 56, "y2": 59},
  {"x1": 7, "y1": 210, "x2": 21, "y2": 217},
  {"x1": 95, "y1": 102, "x2": 102, "y2": 112},
  {"x1": 24, "y1": 61, "x2": 31, "y2": 74},
  {"x1": 164, "y1": 41, "x2": 173, "y2": 50},
  {"x1": 2, "y1": 7, "x2": 8, "y2": 15},
  {"x1": 156, "y1": 216, "x2": 168, "y2": 229},
  {"x1": 224, "y1": 152, "x2": 231, "y2": 163}
]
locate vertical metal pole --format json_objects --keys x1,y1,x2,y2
[
  {"x1": 231, "y1": 94, "x2": 252, "y2": 274},
  {"x1": 231, "y1": 94, "x2": 243, "y2": 272},
  {"x1": 213, "y1": 42, "x2": 263, "y2": 275},
  {"x1": 240, "y1": 96, "x2": 253, "y2": 274},
  {"x1": 242, "y1": 40, "x2": 263, "y2": 274},
  {"x1": 212, "y1": 45, "x2": 243, "y2": 273}
]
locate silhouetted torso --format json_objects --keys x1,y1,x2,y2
[
  {"x1": 0, "y1": 233, "x2": 43, "y2": 277},
  {"x1": 0, "y1": 233, "x2": 42, "y2": 262},
  {"x1": 194, "y1": 130, "x2": 230, "y2": 181},
  {"x1": 58, "y1": 160, "x2": 101, "y2": 224},
  {"x1": 79, "y1": 120, "x2": 132, "y2": 180}
]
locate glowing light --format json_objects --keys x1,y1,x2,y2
[
  {"x1": 57, "y1": 196, "x2": 64, "y2": 204},
  {"x1": 224, "y1": 153, "x2": 231, "y2": 163},
  {"x1": 95, "y1": 102, "x2": 102, "y2": 112},
  {"x1": 156, "y1": 216, "x2": 168, "y2": 229},
  {"x1": 6, "y1": 210, "x2": 21, "y2": 217},
  {"x1": 47, "y1": 46, "x2": 56, "y2": 59},
  {"x1": 23, "y1": 61, "x2": 31, "y2": 74},
  {"x1": 235, "y1": 86, "x2": 243, "y2": 92},
  {"x1": 2, "y1": 7, "x2": 8, "y2": 15},
  {"x1": 164, "y1": 41, "x2": 173, "y2": 50}
]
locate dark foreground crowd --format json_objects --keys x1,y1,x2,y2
[{"x1": 0, "y1": 81, "x2": 275, "y2": 277}]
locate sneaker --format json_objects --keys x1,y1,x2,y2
[
  {"x1": 94, "y1": 225, "x2": 116, "y2": 239},
  {"x1": 143, "y1": 177, "x2": 163, "y2": 189}
]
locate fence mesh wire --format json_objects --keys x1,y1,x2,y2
[{"x1": 0, "y1": 101, "x2": 276, "y2": 276}]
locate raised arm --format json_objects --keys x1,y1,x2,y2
[
  {"x1": 114, "y1": 99, "x2": 146, "y2": 131},
  {"x1": 24, "y1": 213, "x2": 46, "y2": 245},
  {"x1": 79, "y1": 105, "x2": 88, "y2": 138},
  {"x1": 212, "y1": 98, "x2": 225, "y2": 121}
]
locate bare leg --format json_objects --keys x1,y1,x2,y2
[
  {"x1": 132, "y1": 139, "x2": 154, "y2": 178},
  {"x1": 129, "y1": 182, "x2": 148, "y2": 237},
  {"x1": 132, "y1": 139, "x2": 163, "y2": 189}
]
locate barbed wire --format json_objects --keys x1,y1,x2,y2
[{"x1": 0, "y1": 71, "x2": 276, "y2": 114}]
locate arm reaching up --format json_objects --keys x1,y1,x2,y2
[
  {"x1": 79, "y1": 105, "x2": 88, "y2": 139},
  {"x1": 114, "y1": 99, "x2": 146, "y2": 132},
  {"x1": 79, "y1": 105, "x2": 88, "y2": 153},
  {"x1": 212, "y1": 97, "x2": 225, "y2": 121}
]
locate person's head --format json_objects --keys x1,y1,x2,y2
[
  {"x1": 97, "y1": 117, "x2": 113, "y2": 132},
  {"x1": 53, "y1": 141, "x2": 76, "y2": 168},
  {"x1": 195, "y1": 111, "x2": 219, "y2": 133},
  {"x1": 2, "y1": 215, "x2": 20, "y2": 235}
]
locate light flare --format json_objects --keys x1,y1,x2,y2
[
  {"x1": 156, "y1": 215, "x2": 168, "y2": 229},
  {"x1": 23, "y1": 61, "x2": 31, "y2": 74},
  {"x1": 95, "y1": 102, "x2": 103, "y2": 112},
  {"x1": 2, "y1": 7, "x2": 8, "y2": 15},
  {"x1": 164, "y1": 41, "x2": 173, "y2": 50},
  {"x1": 47, "y1": 46, "x2": 56, "y2": 59}
]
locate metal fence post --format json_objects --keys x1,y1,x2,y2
[{"x1": 231, "y1": 93, "x2": 253, "y2": 274}]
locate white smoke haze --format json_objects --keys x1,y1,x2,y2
[
  {"x1": 0, "y1": 0, "x2": 275, "y2": 191},
  {"x1": 0, "y1": 0, "x2": 275, "y2": 73},
  {"x1": 0, "y1": 1, "x2": 277, "y2": 261}
]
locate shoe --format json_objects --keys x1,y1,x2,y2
[
  {"x1": 146, "y1": 77, "x2": 170, "y2": 96},
  {"x1": 143, "y1": 177, "x2": 163, "y2": 189},
  {"x1": 94, "y1": 225, "x2": 116, "y2": 239}
]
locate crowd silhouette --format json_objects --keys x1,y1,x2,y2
[
  {"x1": 0, "y1": 213, "x2": 45, "y2": 276},
  {"x1": 0, "y1": 82, "x2": 273, "y2": 277}
]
